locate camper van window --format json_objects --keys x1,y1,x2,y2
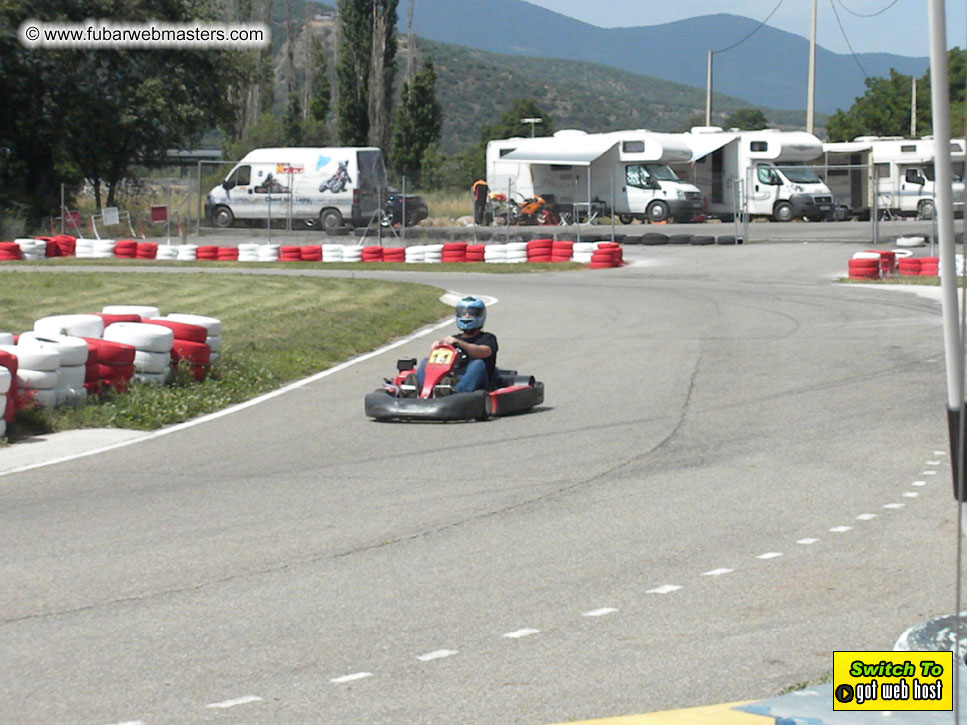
[
  {"x1": 921, "y1": 165, "x2": 934, "y2": 182},
  {"x1": 644, "y1": 164, "x2": 680, "y2": 181},
  {"x1": 226, "y1": 165, "x2": 250, "y2": 188},
  {"x1": 874, "y1": 163, "x2": 889, "y2": 179},
  {"x1": 622, "y1": 141, "x2": 645, "y2": 153},
  {"x1": 625, "y1": 164, "x2": 652, "y2": 189},
  {"x1": 757, "y1": 166, "x2": 780, "y2": 185},
  {"x1": 923, "y1": 162, "x2": 964, "y2": 182},
  {"x1": 750, "y1": 141, "x2": 768, "y2": 152},
  {"x1": 550, "y1": 165, "x2": 573, "y2": 171},
  {"x1": 901, "y1": 144, "x2": 916, "y2": 153},
  {"x1": 779, "y1": 163, "x2": 821, "y2": 184}
]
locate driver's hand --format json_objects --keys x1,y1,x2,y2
[{"x1": 441, "y1": 336, "x2": 459, "y2": 347}]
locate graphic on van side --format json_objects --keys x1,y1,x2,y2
[
  {"x1": 319, "y1": 160, "x2": 351, "y2": 193},
  {"x1": 254, "y1": 173, "x2": 289, "y2": 194}
]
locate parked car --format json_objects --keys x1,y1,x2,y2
[{"x1": 382, "y1": 189, "x2": 428, "y2": 227}]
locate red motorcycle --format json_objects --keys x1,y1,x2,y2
[{"x1": 364, "y1": 342, "x2": 544, "y2": 422}]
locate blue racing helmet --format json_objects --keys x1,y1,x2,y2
[{"x1": 455, "y1": 296, "x2": 486, "y2": 331}]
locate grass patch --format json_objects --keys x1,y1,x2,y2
[
  {"x1": 841, "y1": 275, "x2": 941, "y2": 286},
  {"x1": 778, "y1": 670, "x2": 833, "y2": 695},
  {"x1": 1, "y1": 272, "x2": 450, "y2": 438}
]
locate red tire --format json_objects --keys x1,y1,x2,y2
[
  {"x1": 82, "y1": 337, "x2": 136, "y2": 365},
  {"x1": 171, "y1": 339, "x2": 211, "y2": 366},
  {"x1": 97, "y1": 313, "x2": 142, "y2": 326},
  {"x1": 141, "y1": 319, "x2": 207, "y2": 343}
]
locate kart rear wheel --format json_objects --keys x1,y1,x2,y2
[{"x1": 477, "y1": 393, "x2": 492, "y2": 421}]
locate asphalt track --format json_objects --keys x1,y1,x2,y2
[{"x1": 0, "y1": 239, "x2": 960, "y2": 724}]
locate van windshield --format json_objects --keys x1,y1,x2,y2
[
  {"x1": 923, "y1": 163, "x2": 965, "y2": 182},
  {"x1": 645, "y1": 164, "x2": 680, "y2": 182},
  {"x1": 779, "y1": 162, "x2": 821, "y2": 184}
]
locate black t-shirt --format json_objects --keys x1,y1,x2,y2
[{"x1": 456, "y1": 329, "x2": 498, "y2": 380}]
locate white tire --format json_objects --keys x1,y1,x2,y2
[
  {"x1": 18, "y1": 368, "x2": 59, "y2": 390},
  {"x1": 57, "y1": 364, "x2": 86, "y2": 389},
  {"x1": 0, "y1": 344, "x2": 61, "y2": 372},
  {"x1": 163, "y1": 314, "x2": 222, "y2": 336},
  {"x1": 94, "y1": 239, "x2": 117, "y2": 253},
  {"x1": 205, "y1": 335, "x2": 222, "y2": 353},
  {"x1": 0, "y1": 419, "x2": 5, "y2": 438},
  {"x1": 896, "y1": 236, "x2": 926, "y2": 248},
  {"x1": 103, "y1": 322, "x2": 174, "y2": 353},
  {"x1": 18, "y1": 332, "x2": 89, "y2": 366},
  {"x1": 134, "y1": 350, "x2": 171, "y2": 374},
  {"x1": 0, "y1": 368, "x2": 10, "y2": 394},
  {"x1": 34, "y1": 314, "x2": 104, "y2": 339},
  {"x1": 155, "y1": 246, "x2": 179, "y2": 260},
  {"x1": 134, "y1": 371, "x2": 167, "y2": 386},
  {"x1": 893, "y1": 249, "x2": 914, "y2": 259},
  {"x1": 59, "y1": 387, "x2": 88, "y2": 406},
  {"x1": 506, "y1": 242, "x2": 527, "y2": 252},
  {"x1": 31, "y1": 388, "x2": 59, "y2": 407},
  {"x1": 177, "y1": 246, "x2": 198, "y2": 261},
  {"x1": 852, "y1": 251, "x2": 882, "y2": 260},
  {"x1": 102, "y1": 305, "x2": 162, "y2": 319},
  {"x1": 573, "y1": 242, "x2": 595, "y2": 253},
  {"x1": 0, "y1": 332, "x2": 12, "y2": 346}
]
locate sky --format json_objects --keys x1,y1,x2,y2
[{"x1": 524, "y1": 1, "x2": 967, "y2": 58}]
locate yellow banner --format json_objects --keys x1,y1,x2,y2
[{"x1": 832, "y1": 651, "x2": 952, "y2": 711}]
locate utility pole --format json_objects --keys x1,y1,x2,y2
[
  {"x1": 911, "y1": 77, "x2": 918, "y2": 137},
  {"x1": 705, "y1": 50, "x2": 713, "y2": 127},
  {"x1": 806, "y1": 0, "x2": 817, "y2": 134},
  {"x1": 520, "y1": 117, "x2": 542, "y2": 137}
]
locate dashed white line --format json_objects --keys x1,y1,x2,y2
[
  {"x1": 582, "y1": 607, "x2": 618, "y2": 617},
  {"x1": 884, "y1": 503, "x2": 906, "y2": 509},
  {"x1": 206, "y1": 695, "x2": 263, "y2": 709},
  {"x1": 110, "y1": 721, "x2": 144, "y2": 725},
  {"x1": 646, "y1": 584, "x2": 682, "y2": 594},
  {"x1": 902, "y1": 492, "x2": 919, "y2": 498},
  {"x1": 934, "y1": 451, "x2": 947, "y2": 457},
  {"x1": 797, "y1": 538, "x2": 819, "y2": 545},
  {"x1": 856, "y1": 514, "x2": 877, "y2": 521},
  {"x1": 757, "y1": 552, "x2": 783, "y2": 560},
  {"x1": 330, "y1": 672, "x2": 373, "y2": 684},
  {"x1": 702, "y1": 568, "x2": 734, "y2": 576},
  {"x1": 417, "y1": 649, "x2": 458, "y2": 662},
  {"x1": 912, "y1": 480, "x2": 927, "y2": 487},
  {"x1": 503, "y1": 628, "x2": 540, "y2": 639},
  {"x1": 927, "y1": 461, "x2": 941, "y2": 466},
  {"x1": 922, "y1": 470, "x2": 938, "y2": 476},
  {"x1": 829, "y1": 526, "x2": 853, "y2": 533}
]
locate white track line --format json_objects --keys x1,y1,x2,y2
[
  {"x1": 702, "y1": 568, "x2": 734, "y2": 576},
  {"x1": 756, "y1": 552, "x2": 783, "y2": 560},
  {"x1": 582, "y1": 607, "x2": 618, "y2": 617},
  {"x1": 330, "y1": 672, "x2": 373, "y2": 684},
  {"x1": 884, "y1": 503, "x2": 906, "y2": 509},
  {"x1": 503, "y1": 628, "x2": 540, "y2": 639},
  {"x1": 829, "y1": 526, "x2": 853, "y2": 533},
  {"x1": 856, "y1": 514, "x2": 877, "y2": 521},
  {"x1": 206, "y1": 695, "x2": 262, "y2": 709},
  {"x1": 797, "y1": 538, "x2": 819, "y2": 545},
  {"x1": 417, "y1": 649, "x2": 458, "y2": 662},
  {"x1": 912, "y1": 480, "x2": 927, "y2": 487},
  {"x1": 0, "y1": 292, "x2": 496, "y2": 478},
  {"x1": 646, "y1": 584, "x2": 682, "y2": 594}
]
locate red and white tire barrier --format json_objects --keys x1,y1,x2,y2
[
  {"x1": 102, "y1": 305, "x2": 161, "y2": 319},
  {"x1": 156, "y1": 313, "x2": 221, "y2": 365},
  {"x1": 0, "y1": 348, "x2": 17, "y2": 437},
  {"x1": 0, "y1": 342, "x2": 61, "y2": 408},
  {"x1": 526, "y1": 239, "x2": 553, "y2": 263},
  {"x1": 34, "y1": 313, "x2": 105, "y2": 339},
  {"x1": 82, "y1": 337, "x2": 136, "y2": 395}
]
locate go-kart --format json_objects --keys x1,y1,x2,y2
[{"x1": 364, "y1": 342, "x2": 544, "y2": 421}]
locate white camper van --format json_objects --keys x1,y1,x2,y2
[
  {"x1": 486, "y1": 129, "x2": 703, "y2": 223},
  {"x1": 821, "y1": 136, "x2": 966, "y2": 220},
  {"x1": 673, "y1": 128, "x2": 834, "y2": 222},
  {"x1": 205, "y1": 147, "x2": 387, "y2": 230}
]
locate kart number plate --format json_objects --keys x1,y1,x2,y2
[{"x1": 429, "y1": 348, "x2": 455, "y2": 365}]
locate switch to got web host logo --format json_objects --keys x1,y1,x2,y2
[{"x1": 833, "y1": 651, "x2": 952, "y2": 711}]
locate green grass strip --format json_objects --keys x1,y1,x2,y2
[{"x1": 0, "y1": 272, "x2": 450, "y2": 438}]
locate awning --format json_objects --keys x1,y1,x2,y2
[
  {"x1": 498, "y1": 136, "x2": 618, "y2": 166},
  {"x1": 822, "y1": 142, "x2": 872, "y2": 154},
  {"x1": 684, "y1": 132, "x2": 737, "y2": 162}
]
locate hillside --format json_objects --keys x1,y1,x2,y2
[
  {"x1": 408, "y1": 0, "x2": 929, "y2": 114},
  {"x1": 417, "y1": 38, "x2": 818, "y2": 153}
]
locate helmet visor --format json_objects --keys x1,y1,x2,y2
[{"x1": 455, "y1": 304, "x2": 484, "y2": 319}]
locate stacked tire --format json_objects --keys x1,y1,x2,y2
[
  {"x1": 589, "y1": 243, "x2": 623, "y2": 269},
  {"x1": 155, "y1": 245, "x2": 179, "y2": 261},
  {"x1": 483, "y1": 244, "x2": 506, "y2": 263},
  {"x1": 920, "y1": 256, "x2": 940, "y2": 276},
  {"x1": 301, "y1": 245, "x2": 323, "y2": 262},
  {"x1": 361, "y1": 246, "x2": 384, "y2": 263},
  {"x1": 526, "y1": 239, "x2": 553, "y2": 262},
  {"x1": 280, "y1": 245, "x2": 303, "y2": 262},
  {"x1": 322, "y1": 244, "x2": 343, "y2": 262},
  {"x1": 341, "y1": 245, "x2": 363, "y2": 263},
  {"x1": 405, "y1": 245, "x2": 425, "y2": 263},
  {"x1": 848, "y1": 252, "x2": 882, "y2": 280},
  {"x1": 195, "y1": 245, "x2": 218, "y2": 261},
  {"x1": 103, "y1": 322, "x2": 174, "y2": 386},
  {"x1": 505, "y1": 242, "x2": 527, "y2": 264},
  {"x1": 257, "y1": 244, "x2": 279, "y2": 262},
  {"x1": 237, "y1": 243, "x2": 260, "y2": 262},
  {"x1": 163, "y1": 312, "x2": 222, "y2": 367},
  {"x1": 0, "y1": 242, "x2": 23, "y2": 260},
  {"x1": 0, "y1": 342, "x2": 61, "y2": 408},
  {"x1": 898, "y1": 257, "x2": 922, "y2": 276},
  {"x1": 466, "y1": 244, "x2": 486, "y2": 263},
  {"x1": 441, "y1": 243, "x2": 467, "y2": 263},
  {"x1": 571, "y1": 242, "x2": 595, "y2": 264},
  {"x1": 136, "y1": 242, "x2": 158, "y2": 260},
  {"x1": 0, "y1": 347, "x2": 17, "y2": 438},
  {"x1": 551, "y1": 240, "x2": 574, "y2": 262},
  {"x1": 114, "y1": 240, "x2": 137, "y2": 259},
  {"x1": 144, "y1": 317, "x2": 212, "y2": 382},
  {"x1": 865, "y1": 249, "x2": 896, "y2": 276},
  {"x1": 82, "y1": 337, "x2": 136, "y2": 395},
  {"x1": 16, "y1": 238, "x2": 46, "y2": 260},
  {"x1": 17, "y1": 332, "x2": 89, "y2": 406},
  {"x1": 217, "y1": 246, "x2": 239, "y2": 262},
  {"x1": 176, "y1": 245, "x2": 198, "y2": 261},
  {"x1": 383, "y1": 247, "x2": 406, "y2": 263}
]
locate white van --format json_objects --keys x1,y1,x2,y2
[
  {"x1": 674, "y1": 128, "x2": 834, "y2": 222},
  {"x1": 821, "y1": 136, "x2": 966, "y2": 219},
  {"x1": 486, "y1": 129, "x2": 703, "y2": 223},
  {"x1": 205, "y1": 147, "x2": 387, "y2": 230}
]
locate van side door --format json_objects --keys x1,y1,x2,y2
[{"x1": 623, "y1": 164, "x2": 656, "y2": 214}]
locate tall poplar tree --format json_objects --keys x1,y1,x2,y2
[{"x1": 390, "y1": 57, "x2": 442, "y2": 183}]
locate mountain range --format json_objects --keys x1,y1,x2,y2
[{"x1": 405, "y1": 0, "x2": 930, "y2": 114}]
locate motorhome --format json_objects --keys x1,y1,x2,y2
[
  {"x1": 205, "y1": 147, "x2": 387, "y2": 230},
  {"x1": 672, "y1": 127, "x2": 834, "y2": 222},
  {"x1": 485, "y1": 129, "x2": 703, "y2": 223},
  {"x1": 820, "y1": 136, "x2": 966, "y2": 219}
]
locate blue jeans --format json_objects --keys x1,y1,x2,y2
[{"x1": 416, "y1": 358, "x2": 488, "y2": 392}]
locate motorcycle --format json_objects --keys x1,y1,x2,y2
[
  {"x1": 492, "y1": 194, "x2": 559, "y2": 226},
  {"x1": 319, "y1": 161, "x2": 352, "y2": 193},
  {"x1": 364, "y1": 341, "x2": 544, "y2": 422}
]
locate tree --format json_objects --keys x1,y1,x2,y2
[
  {"x1": 308, "y1": 36, "x2": 332, "y2": 125},
  {"x1": 390, "y1": 57, "x2": 442, "y2": 183},
  {"x1": 0, "y1": 0, "x2": 249, "y2": 219},
  {"x1": 284, "y1": 94, "x2": 304, "y2": 145},
  {"x1": 826, "y1": 69, "x2": 918, "y2": 142},
  {"x1": 725, "y1": 108, "x2": 768, "y2": 130},
  {"x1": 336, "y1": 0, "x2": 398, "y2": 149},
  {"x1": 479, "y1": 98, "x2": 555, "y2": 142}
]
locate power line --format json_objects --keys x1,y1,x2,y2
[
  {"x1": 835, "y1": 0, "x2": 900, "y2": 19},
  {"x1": 829, "y1": 0, "x2": 869, "y2": 78},
  {"x1": 713, "y1": 0, "x2": 785, "y2": 55}
]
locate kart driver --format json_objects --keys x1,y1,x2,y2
[{"x1": 415, "y1": 296, "x2": 497, "y2": 393}]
